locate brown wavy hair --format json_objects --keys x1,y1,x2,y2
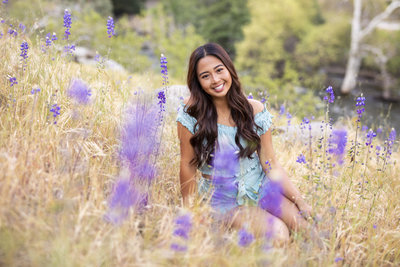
[{"x1": 186, "y1": 43, "x2": 261, "y2": 168}]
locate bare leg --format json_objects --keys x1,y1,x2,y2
[{"x1": 226, "y1": 206, "x2": 290, "y2": 244}]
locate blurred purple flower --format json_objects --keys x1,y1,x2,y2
[
  {"x1": 2, "y1": 0, "x2": 8, "y2": 4},
  {"x1": 296, "y1": 154, "x2": 306, "y2": 164},
  {"x1": 335, "y1": 257, "x2": 344, "y2": 263},
  {"x1": 328, "y1": 129, "x2": 347, "y2": 165},
  {"x1": 20, "y1": 41, "x2": 29, "y2": 69},
  {"x1": 259, "y1": 180, "x2": 283, "y2": 216},
  {"x1": 106, "y1": 16, "x2": 115, "y2": 38},
  {"x1": 286, "y1": 112, "x2": 292, "y2": 126},
  {"x1": 45, "y1": 34, "x2": 52, "y2": 46},
  {"x1": 18, "y1": 23, "x2": 26, "y2": 32},
  {"x1": 323, "y1": 86, "x2": 335, "y2": 103},
  {"x1": 279, "y1": 104, "x2": 285, "y2": 116},
  {"x1": 160, "y1": 54, "x2": 168, "y2": 85},
  {"x1": 238, "y1": 228, "x2": 254, "y2": 247},
  {"x1": 365, "y1": 129, "x2": 376, "y2": 147},
  {"x1": 361, "y1": 125, "x2": 368, "y2": 132},
  {"x1": 170, "y1": 243, "x2": 187, "y2": 252},
  {"x1": 173, "y1": 214, "x2": 192, "y2": 240},
  {"x1": 385, "y1": 128, "x2": 396, "y2": 160},
  {"x1": 9, "y1": 77, "x2": 17, "y2": 87},
  {"x1": 64, "y1": 44, "x2": 75, "y2": 54},
  {"x1": 247, "y1": 93, "x2": 253, "y2": 99},
  {"x1": 63, "y1": 9, "x2": 72, "y2": 40},
  {"x1": 50, "y1": 104, "x2": 61, "y2": 118},
  {"x1": 31, "y1": 88, "x2": 41, "y2": 94},
  {"x1": 356, "y1": 95, "x2": 366, "y2": 122},
  {"x1": 67, "y1": 78, "x2": 92, "y2": 104},
  {"x1": 104, "y1": 179, "x2": 140, "y2": 224}
]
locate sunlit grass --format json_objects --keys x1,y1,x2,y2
[{"x1": 1, "y1": 22, "x2": 399, "y2": 266}]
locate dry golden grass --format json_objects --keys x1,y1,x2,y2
[{"x1": 1, "y1": 28, "x2": 399, "y2": 266}]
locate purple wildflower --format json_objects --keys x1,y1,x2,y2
[
  {"x1": 170, "y1": 243, "x2": 188, "y2": 252},
  {"x1": 104, "y1": 179, "x2": 140, "y2": 224},
  {"x1": 9, "y1": 77, "x2": 17, "y2": 87},
  {"x1": 45, "y1": 33, "x2": 52, "y2": 46},
  {"x1": 247, "y1": 93, "x2": 253, "y2": 99},
  {"x1": 286, "y1": 112, "x2": 292, "y2": 126},
  {"x1": 2, "y1": 0, "x2": 8, "y2": 4},
  {"x1": 373, "y1": 224, "x2": 377, "y2": 229},
  {"x1": 173, "y1": 214, "x2": 192, "y2": 240},
  {"x1": 323, "y1": 86, "x2": 335, "y2": 103},
  {"x1": 279, "y1": 104, "x2": 285, "y2": 116},
  {"x1": 335, "y1": 257, "x2": 344, "y2": 263},
  {"x1": 18, "y1": 23, "x2": 26, "y2": 33},
  {"x1": 211, "y1": 142, "x2": 239, "y2": 212},
  {"x1": 0, "y1": 32, "x2": 3, "y2": 39},
  {"x1": 160, "y1": 54, "x2": 168, "y2": 85},
  {"x1": 64, "y1": 44, "x2": 75, "y2": 54},
  {"x1": 261, "y1": 97, "x2": 266, "y2": 103},
  {"x1": 238, "y1": 228, "x2": 254, "y2": 247},
  {"x1": 106, "y1": 16, "x2": 115, "y2": 38},
  {"x1": 20, "y1": 41, "x2": 29, "y2": 70},
  {"x1": 157, "y1": 90, "x2": 166, "y2": 112},
  {"x1": 356, "y1": 95, "x2": 366, "y2": 122},
  {"x1": 8, "y1": 26, "x2": 17, "y2": 37},
  {"x1": 31, "y1": 88, "x2": 41, "y2": 94},
  {"x1": 50, "y1": 104, "x2": 61, "y2": 118},
  {"x1": 328, "y1": 129, "x2": 347, "y2": 165},
  {"x1": 67, "y1": 78, "x2": 92, "y2": 104},
  {"x1": 296, "y1": 154, "x2": 306, "y2": 164},
  {"x1": 385, "y1": 128, "x2": 396, "y2": 160},
  {"x1": 365, "y1": 130, "x2": 376, "y2": 148},
  {"x1": 259, "y1": 180, "x2": 283, "y2": 216},
  {"x1": 361, "y1": 125, "x2": 368, "y2": 132},
  {"x1": 63, "y1": 9, "x2": 72, "y2": 40}
]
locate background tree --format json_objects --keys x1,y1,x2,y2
[
  {"x1": 341, "y1": 0, "x2": 400, "y2": 95},
  {"x1": 111, "y1": 0, "x2": 146, "y2": 17}
]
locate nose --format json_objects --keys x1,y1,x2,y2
[{"x1": 210, "y1": 73, "x2": 220, "y2": 84}]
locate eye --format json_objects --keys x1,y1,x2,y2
[
  {"x1": 201, "y1": 74, "x2": 209, "y2": 79},
  {"x1": 216, "y1": 68, "x2": 224, "y2": 73}
]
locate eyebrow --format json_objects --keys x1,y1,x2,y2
[{"x1": 198, "y1": 64, "x2": 224, "y2": 77}]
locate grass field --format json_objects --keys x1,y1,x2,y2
[{"x1": 1, "y1": 17, "x2": 400, "y2": 267}]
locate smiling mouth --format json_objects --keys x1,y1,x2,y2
[{"x1": 214, "y1": 83, "x2": 224, "y2": 92}]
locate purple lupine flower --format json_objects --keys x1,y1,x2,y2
[
  {"x1": 356, "y1": 95, "x2": 366, "y2": 122},
  {"x1": 247, "y1": 93, "x2": 253, "y2": 99},
  {"x1": 157, "y1": 90, "x2": 166, "y2": 112},
  {"x1": 286, "y1": 112, "x2": 292, "y2": 126},
  {"x1": 45, "y1": 33, "x2": 52, "y2": 46},
  {"x1": 259, "y1": 179, "x2": 283, "y2": 216},
  {"x1": 9, "y1": 77, "x2": 17, "y2": 87},
  {"x1": 106, "y1": 16, "x2": 115, "y2": 38},
  {"x1": 238, "y1": 228, "x2": 254, "y2": 247},
  {"x1": 18, "y1": 23, "x2": 26, "y2": 33},
  {"x1": 120, "y1": 100, "x2": 159, "y2": 183},
  {"x1": 63, "y1": 9, "x2": 72, "y2": 40},
  {"x1": 20, "y1": 41, "x2": 29, "y2": 67},
  {"x1": 31, "y1": 88, "x2": 41, "y2": 94},
  {"x1": 64, "y1": 44, "x2": 75, "y2": 54},
  {"x1": 67, "y1": 78, "x2": 92, "y2": 104},
  {"x1": 211, "y1": 141, "x2": 239, "y2": 212},
  {"x1": 8, "y1": 26, "x2": 17, "y2": 37},
  {"x1": 296, "y1": 154, "x2": 306, "y2": 164},
  {"x1": 329, "y1": 129, "x2": 347, "y2": 165},
  {"x1": 335, "y1": 257, "x2": 344, "y2": 263},
  {"x1": 279, "y1": 104, "x2": 285, "y2": 115},
  {"x1": 365, "y1": 129, "x2": 376, "y2": 148},
  {"x1": 0, "y1": 32, "x2": 3, "y2": 39},
  {"x1": 160, "y1": 54, "x2": 168, "y2": 85},
  {"x1": 260, "y1": 97, "x2": 266, "y2": 103},
  {"x1": 361, "y1": 125, "x2": 368, "y2": 132},
  {"x1": 50, "y1": 104, "x2": 61, "y2": 118},
  {"x1": 172, "y1": 214, "x2": 192, "y2": 240},
  {"x1": 104, "y1": 179, "x2": 140, "y2": 224},
  {"x1": 2, "y1": 0, "x2": 8, "y2": 4},
  {"x1": 375, "y1": 145, "x2": 381, "y2": 156},
  {"x1": 373, "y1": 224, "x2": 377, "y2": 229},
  {"x1": 51, "y1": 32, "x2": 58, "y2": 41},
  {"x1": 170, "y1": 243, "x2": 188, "y2": 252},
  {"x1": 323, "y1": 86, "x2": 335, "y2": 103},
  {"x1": 385, "y1": 128, "x2": 396, "y2": 160}
]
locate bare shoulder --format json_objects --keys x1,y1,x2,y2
[{"x1": 247, "y1": 99, "x2": 264, "y2": 115}]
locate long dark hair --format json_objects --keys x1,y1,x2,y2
[{"x1": 186, "y1": 43, "x2": 261, "y2": 168}]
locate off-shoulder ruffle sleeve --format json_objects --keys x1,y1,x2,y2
[
  {"x1": 176, "y1": 104, "x2": 197, "y2": 134},
  {"x1": 254, "y1": 105, "x2": 273, "y2": 136}
]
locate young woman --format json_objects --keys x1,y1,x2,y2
[{"x1": 176, "y1": 43, "x2": 313, "y2": 241}]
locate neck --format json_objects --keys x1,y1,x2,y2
[{"x1": 212, "y1": 97, "x2": 229, "y2": 112}]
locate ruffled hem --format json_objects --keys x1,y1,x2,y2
[
  {"x1": 254, "y1": 105, "x2": 273, "y2": 136},
  {"x1": 176, "y1": 103, "x2": 197, "y2": 134}
]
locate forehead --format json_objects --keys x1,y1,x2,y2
[{"x1": 196, "y1": 55, "x2": 224, "y2": 75}]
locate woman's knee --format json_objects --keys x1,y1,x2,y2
[{"x1": 270, "y1": 217, "x2": 290, "y2": 242}]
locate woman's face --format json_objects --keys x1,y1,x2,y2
[{"x1": 196, "y1": 55, "x2": 232, "y2": 100}]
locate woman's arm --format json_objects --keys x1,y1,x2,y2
[
  {"x1": 177, "y1": 122, "x2": 197, "y2": 207},
  {"x1": 258, "y1": 129, "x2": 312, "y2": 216}
]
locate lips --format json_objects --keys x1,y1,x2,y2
[{"x1": 213, "y1": 83, "x2": 224, "y2": 92}]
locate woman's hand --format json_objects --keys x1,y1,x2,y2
[{"x1": 296, "y1": 199, "x2": 313, "y2": 221}]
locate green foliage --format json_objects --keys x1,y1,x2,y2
[
  {"x1": 111, "y1": 0, "x2": 146, "y2": 17},
  {"x1": 163, "y1": 0, "x2": 250, "y2": 57},
  {"x1": 144, "y1": 4, "x2": 205, "y2": 82}
]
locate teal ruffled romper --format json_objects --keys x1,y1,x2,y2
[{"x1": 176, "y1": 103, "x2": 273, "y2": 213}]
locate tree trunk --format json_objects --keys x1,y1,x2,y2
[{"x1": 341, "y1": 0, "x2": 362, "y2": 94}]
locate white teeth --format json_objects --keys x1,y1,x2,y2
[{"x1": 215, "y1": 84, "x2": 223, "y2": 90}]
